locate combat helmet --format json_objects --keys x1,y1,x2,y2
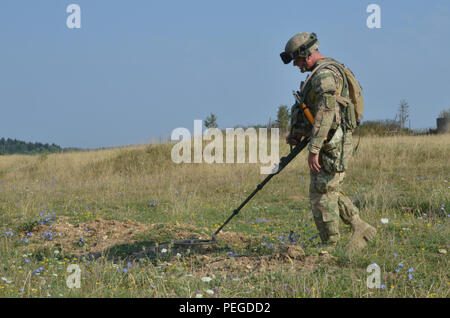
[{"x1": 280, "y1": 32, "x2": 319, "y2": 64}]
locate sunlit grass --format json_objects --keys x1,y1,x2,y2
[{"x1": 0, "y1": 134, "x2": 449, "y2": 297}]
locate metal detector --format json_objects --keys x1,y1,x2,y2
[{"x1": 171, "y1": 137, "x2": 311, "y2": 246}]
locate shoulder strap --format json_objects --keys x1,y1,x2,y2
[
  {"x1": 300, "y1": 61, "x2": 335, "y2": 91},
  {"x1": 321, "y1": 61, "x2": 350, "y2": 98},
  {"x1": 301, "y1": 60, "x2": 349, "y2": 97},
  {"x1": 299, "y1": 61, "x2": 345, "y2": 130}
]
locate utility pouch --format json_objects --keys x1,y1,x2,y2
[
  {"x1": 320, "y1": 126, "x2": 346, "y2": 173},
  {"x1": 336, "y1": 96, "x2": 358, "y2": 132}
]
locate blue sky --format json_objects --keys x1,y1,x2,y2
[{"x1": 1, "y1": 0, "x2": 449, "y2": 148}]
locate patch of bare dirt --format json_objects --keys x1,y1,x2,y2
[
  {"x1": 23, "y1": 217, "x2": 207, "y2": 257},
  {"x1": 215, "y1": 231, "x2": 253, "y2": 246},
  {"x1": 193, "y1": 244, "x2": 334, "y2": 277},
  {"x1": 21, "y1": 217, "x2": 335, "y2": 275},
  {"x1": 24, "y1": 217, "x2": 149, "y2": 255}
]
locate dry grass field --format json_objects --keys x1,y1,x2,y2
[{"x1": 0, "y1": 134, "x2": 448, "y2": 297}]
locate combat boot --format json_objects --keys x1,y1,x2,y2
[
  {"x1": 315, "y1": 233, "x2": 338, "y2": 256},
  {"x1": 316, "y1": 221, "x2": 340, "y2": 253},
  {"x1": 345, "y1": 215, "x2": 377, "y2": 253}
]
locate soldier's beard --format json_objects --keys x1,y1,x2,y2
[
  {"x1": 299, "y1": 59, "x2": 309, "y2": 73},
  {"x1": 300, "y1": 62, "x2": 307, "y2": 73}
]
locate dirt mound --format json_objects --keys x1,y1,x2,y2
[
  {"x1": 275, "y1": 245, "x2": 306, "y2": 261},
  {"x1": 24, "y1": 217, "x2": 149, "y2": 255},
  {"x1": 215, "y1": 231, "x2": 253, "y2": 246},
  {"x1": 20, "y1": 217, "x2": 334, "y2": 274},
  {"x1": 194, "y1": 244, "x2": 335, "y2": 277},
  {"x1": 23, "y1": 218, "x2": 207, "y2": 257},
  {"x1": 150, "y1": 222, "x2": 208, "y2": 241}
]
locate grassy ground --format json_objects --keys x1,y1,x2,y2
[{"x1": 0, "y1": 134, "x2": 448, "y2": 298}]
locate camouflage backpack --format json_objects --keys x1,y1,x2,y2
[{"x1": 315, "y1": 59, "x2": 364, "y2": 131}]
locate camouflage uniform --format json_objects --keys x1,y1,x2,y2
[{"x1": 292, "y1": 58, "x2": 360, "y2": 245}]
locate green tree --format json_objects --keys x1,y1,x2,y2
[
  {"x1": 275, "y1": 105, "x2": 289, "y2": 131},
  {"x1": 397, "y1": 99, "x2": 409, "y2": 129},
  {"x1": 205, "y1": 113, "x2": 218, "y2": 129},
  {"x1": 0, "y1": 137, "x2": 62, "y2": 155}
]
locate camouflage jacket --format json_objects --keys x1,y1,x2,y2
[{"x1": 291, "y1": 58, "x2": 344, "y2": 154}]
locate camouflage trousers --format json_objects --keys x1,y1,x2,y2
[{"x1": 309, "y1": 169, "x2": 359, "y2": 245}]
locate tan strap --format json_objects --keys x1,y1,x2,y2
[
  {"x1": 300, "y1": 61, "x2": 337, "y2": 91},
  {"x1": 336, "y1": 95, "x2": 351, "y2": 106},
  {"x1": 301, "y1": 60, "x2": 347, "y2": 131}
]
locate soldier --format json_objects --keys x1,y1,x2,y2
[{"x1": 280, "y1": 32, "x2": 376, "y2": 252}]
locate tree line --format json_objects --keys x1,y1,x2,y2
[
  {"x1": 0, "y1": 138, "x2": 62, "y2": 155},
  {"x1": 206, "y1": 99, "x2": 447, "y2": 136},
  {"x1": 204, "y1": 106, "x2": 290, "y2": 132}
]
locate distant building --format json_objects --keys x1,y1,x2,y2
[{"x1": 437, "y1": 117, "x2": 450, "y2": 133}]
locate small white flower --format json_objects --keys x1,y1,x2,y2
[
  {"x1": 205, "y1": 289, "x2": 214, "y2": 295},
  {"x1": 195, "y1": 293, "x2": 203, "y2": 298},
  {"x1": 161, "y1": 248, "x2": 167, "y2": 253},
  {"x1": 176, "y1": 253, "x2": 181, "y2": 258},
  {"x1": 1, "y1": 277, "x2": 12, "y2": 284},
  {"x1": 381, "y1": 218, "x2": 389, "y2": 224},
  {"x1": 201, "y1": 277, "x2": 212, "y2": 282}
]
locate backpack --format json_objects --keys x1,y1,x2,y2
[{"x1": 308, "y1": 59, "x2": 364, "y2": 131}]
